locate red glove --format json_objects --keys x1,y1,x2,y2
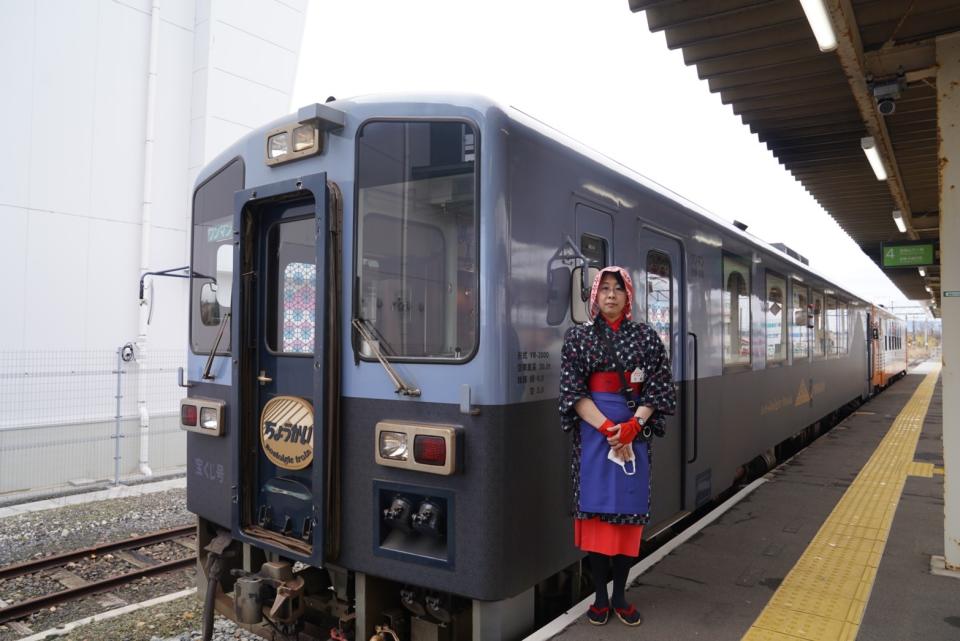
[
  {"x1": 614, "y1": 418, "x2": 641, "y2": 445},
  {"x1": 597, "y1": 419, "x2": 615, "y2": 434}
]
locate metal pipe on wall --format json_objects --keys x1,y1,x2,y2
[{"x1": 136, "y1": 0, "x2": 163, "y2": 478}]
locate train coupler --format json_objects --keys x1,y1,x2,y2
[{"x1": 230, "y1": 560, "x2": 306, "y2": 635}]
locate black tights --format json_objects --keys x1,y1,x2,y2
[{"x1": 588, "y1": 552, "x2": 633, "y2": 609}]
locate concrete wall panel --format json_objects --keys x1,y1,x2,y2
[
  {"x1": 23, "y1": 210, "x2": 90, "y2": 350},
  {"x1": 29, "y1": 0, "x2": 99, "y2": 217},
  {"x1": 0, "y1": 2, "x2": 36, "y2": 208},
  {"x1": 84, "y1": 219, "x2": 141, "y2": 348},
  {"x1": 0, "y1": 207, "x2": 29, "y2": 348}
]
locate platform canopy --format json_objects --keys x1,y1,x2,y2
[{"x1": 630, "y1": 0, "x2": 960, "y2": 313}]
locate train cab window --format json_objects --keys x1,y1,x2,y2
[
  {"x1": 722, "y1": 255, "x2": 751, "y2": 368},
  {"x1": 355, "y1": 120, "x2": 478, "y2": 360},
  {"x1": 765, "y1": 272, "x2": 787, "y2": 365},
  {"x1": 190, "y1": 158, "x2": 244, "y2": 355},
  {"x1": 812, "y1": 290, "x2": 825, "y2": 357},
  {"x1": 646, "y1": 251, "x2": 671, "y2": 352},
  {"x1": 266, "y1": 217, "x2": 316, "y2": 354},
  {"x1": 825, "y1": 296, "x2": 838, "y2": 356},
  {"x1": 791, "y1": 281, "x2": 809, "y2": 360}
]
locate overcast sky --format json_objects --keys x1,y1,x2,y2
[{"x1": 292, "y1": 0, "x2": 927, "y2": 315}]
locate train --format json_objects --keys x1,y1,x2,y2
[{"x1": 178, "y1": 94, "x2": 909, "y2": 641}]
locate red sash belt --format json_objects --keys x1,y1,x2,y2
[{"x1": 588, "y1": 372, "x2": 641, "y2": 395}]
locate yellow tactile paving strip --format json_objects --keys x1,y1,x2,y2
[{"x1": 742, "y1": 365, "x2": 941, "y2": 641}]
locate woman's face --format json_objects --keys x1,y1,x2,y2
[{"x1": 598, "y1": 273, "x2": 627, "y2": 320}]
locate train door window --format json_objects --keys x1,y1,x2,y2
[
  {"x1": 265, "y1": 217, "x2": 316, "y2": 354},
  {"x1": 791, "y1": 281, "x2": 809, "y2": 360},
  {"x1": 722, "y1": 255, "x2": 751, "y2": 368},
  {"x1": 355, "y1": 120, "x2": 478, "y2": 360},
  {"x1": 825, "y1": 295, "x2": 838, "y2": 356},
  {"x1": 765, "y1": 272, "x2": 787, "y2": 365},
  {"x1": 812, "y1": 290, "x2": 825, "y2": 357},
  {"x1": 646, "y1": 251, "x2": 671, "y2": 352},
  {"x1": 570, "y1": 234, "x2": 606, "y2": 324}
]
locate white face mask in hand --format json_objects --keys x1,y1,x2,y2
[{"x1": 607, "y1": 444, "x2": 636, "y2": 476}]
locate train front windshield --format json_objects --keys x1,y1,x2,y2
[{"x1": 355, "y1": 120, "x2": 479, "y2": 361}]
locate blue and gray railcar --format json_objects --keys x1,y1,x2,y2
[{"x1": 180, "y1": 95, "x2": 905, "y2": 641}]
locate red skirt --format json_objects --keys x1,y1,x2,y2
[{"x1": 574, "y1": 517, "x2": 643, "y2": 557}]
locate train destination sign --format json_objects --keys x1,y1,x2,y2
[{"x1": 881, "y1": 242, "x2": 935, "y2": 268}]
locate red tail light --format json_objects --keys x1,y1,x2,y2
[
  {"x1": 181, "y1": 404, "x2": 198, "y2": 427},
  {"x1": 414, "y1": 435, "x2": 446, "y2": 466}
]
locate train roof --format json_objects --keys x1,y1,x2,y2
[{"x1": 198, "y1": 92, "x2": 878, "y2": 309}]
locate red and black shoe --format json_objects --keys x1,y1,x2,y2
[
  {"x1": 614, "y1": 604, "x2": 643, "y2": 626},
  {"x1": 586, "y1": 604, "x2": 610, "y2": 625}
]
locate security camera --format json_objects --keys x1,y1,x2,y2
[
  {"x1": 869, "y1": 71, "x2": 906, "y2": 118},
  {"x1": 877, "y1": 98, "x2": 896, "y2": 116}
]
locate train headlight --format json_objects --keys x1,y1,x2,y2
[
  {"x1": 375, "y1": 421, "x2": 458, "y2": 475},
  {"x1": 293, "y1": 125, "x2": 315, "y2": 151},
  {"x1": 379, "y1": 431, "x2": 408, "y2": 461},
  {"x1": 267, "y1": 132, "x2": 290, "y2": 159},
  {"x1": 200, "y1": 407, "x2": 219, "y2": 431}
]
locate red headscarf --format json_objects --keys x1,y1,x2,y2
[{"x1": 588, "y1": 266, "x2": 635, "y2": 320}]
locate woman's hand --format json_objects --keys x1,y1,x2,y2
[{"x1": 606, "y1": 418, "x2": 641, "y2": 448}]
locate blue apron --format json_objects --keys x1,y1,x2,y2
[{"x1": 578, "y1": 391, "x2": 650, "y2": 515}]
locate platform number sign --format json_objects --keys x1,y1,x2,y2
[{"x1": 881, "y1": 242, "x2": 934, "y2": 268}]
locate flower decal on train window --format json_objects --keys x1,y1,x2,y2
[{"x1": 282, "y1": 262, "x2": 316, "y2": 353}]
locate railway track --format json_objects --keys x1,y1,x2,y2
[{"x1": 0, "y1": 525, "x2": 196, "y2": 627}]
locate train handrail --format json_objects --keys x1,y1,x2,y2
[{"x1": 687, "y1": 331, "x2": 699, "y2": 464}]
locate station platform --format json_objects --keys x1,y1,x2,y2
[{"x1": 542, "y1": 361, "x2": 954, "y2": 641}]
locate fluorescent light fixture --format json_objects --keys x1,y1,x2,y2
[
  {"x1": 799, "y1": 0, "x2": 838, "y2": 52},
  {"x1": 925, "y1": 286, "x2": 932, "y2": 293},
  {"x1": 918, "y1": 267, "x2": 926, "y2": 277},
  {"x1": 861, "y1": 137, "x2": 888, "y2": 181},
  {"x1": 892, "y1": 209, "x2": 906, "y2": 233}
]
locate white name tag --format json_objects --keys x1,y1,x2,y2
[{"x1": 630, "y1": 368, "x2": 645, "y2": 383}]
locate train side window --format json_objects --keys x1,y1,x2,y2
[
  {"x1": 646, "y1": 251, "x2": 671, "y2": 352},
  {"x1": 825, "y1": 295, "x2": 838, "y2": 356},
  {"x1": 812, "y1": 290, "x2": 825, "y2": 357},
  {"x1": 765, "y1": 272, "x2": 787, "y2": 365},
  {"x1": 722, "y1": 255, "x2": 751, "y2": 368},
  {"x1": 791, "y1": 281, "x2": 809, "y2": 360},
  {"x1": 580, "y1": 235, "x2": 607, "y2": 268},
  {"x1": 839, "y1": 301, "x2": 848, "y2": 354}
]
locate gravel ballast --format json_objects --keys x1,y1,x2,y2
[{"x1": 0, "y1": 486, "x2": 235, "y2": 640}]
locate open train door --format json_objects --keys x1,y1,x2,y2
[
  {"x1": 233, "y1": 173, "x2": 336, "y2": 567},
  {"x1": 635, "y1": 225, "x2": 686, "y2": 531}
]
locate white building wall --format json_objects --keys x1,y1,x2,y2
[{"x1": 0, "y1": 0, "x2": 307, "y2": 492}]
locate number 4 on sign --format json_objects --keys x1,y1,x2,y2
[{"x1": 886, "y1": 248, "x2": 895, "y2": 259}]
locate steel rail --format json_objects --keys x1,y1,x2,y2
[
  {"x1": 0, "y1": 556, "x2": 195, "y2": 625},
  {"x1": 0, "y1": 524, "x2": 195, "y2": 582}
]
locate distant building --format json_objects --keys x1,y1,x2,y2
[{"x1": 0, "y1": 0, "x2": 307, "y2": 493}]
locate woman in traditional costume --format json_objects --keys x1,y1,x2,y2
[{"x1": 559, "y1": 266, "x2": 676, "y2": 626}]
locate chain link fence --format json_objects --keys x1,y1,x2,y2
[{"x1": 0, "y1": 349, "x2": 188, "y2": 496}]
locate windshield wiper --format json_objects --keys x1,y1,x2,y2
[
  {"x1": 352, "y1": 318, "x2": 421, "y2": 397},
  {"x1": 202, "y1": 311, "x2": 231, "y2": 380}
]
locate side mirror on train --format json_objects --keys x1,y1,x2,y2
[
  {"x1": 570, "y1": 266, "x2": 599, "y2": 324},
  {"x1": 215, "y1": 245, "x2": 233, "y2": 309},
  {"x1": 199, "y1": 283, "x2": 221, "y2": 326}
]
